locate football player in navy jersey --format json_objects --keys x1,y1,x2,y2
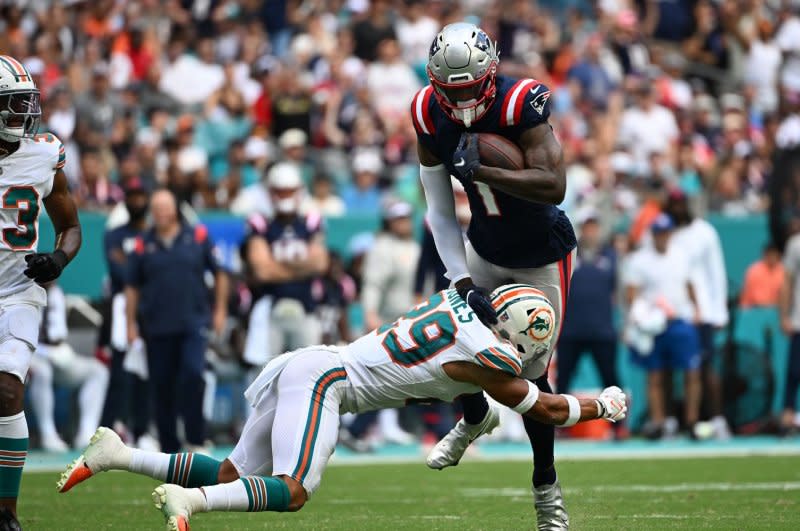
[
  {"x1": 412, "y1": 23, "x2": 577, "y2": 530},
  {"x1": 239, "y1": 162, "x2": 329, "y2": 368}
]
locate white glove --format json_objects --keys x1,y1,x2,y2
[{"x1": 596, "y1": 386, "x2": 627, "y2": 423}]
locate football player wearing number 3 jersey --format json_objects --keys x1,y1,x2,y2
[
  {"x1": 0, "y1": 56, "x2": 81, "y2": 529},
  {"x1": 412, "y1": 23, "x2": 577, "y2": 530},
  {"x1": 58, "y1": 285, "x2": 626, "y2": 530}
]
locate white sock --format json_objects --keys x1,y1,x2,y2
[
  {"x1": 76, "y1": 362, "x2": 110, "y2": 438},
  {"x1": 129, "y1": 449, "x2": 170, "y2": 480},
  {"x1": 202, "y1": 480, "x2": 250, "y2": 511}
]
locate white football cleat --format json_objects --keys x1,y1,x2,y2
[
  {"x1": 533, "y1": 480, "x2": 570, "y2": 530},
  {"x1": 153, "y1": 484, "x2": 205, "y2": 531},
  {"x1": 57, "y1": 426, "x2": 130, "y2": 493},
  {"x1": 426, "y1": 405, "x2": 500, "y2": 469}
]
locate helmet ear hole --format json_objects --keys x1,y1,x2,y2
[
  {"x1": 516, "y1": 344, "x2": 525, "y2": 354},
  {"x1": 526, "y1": 308, "x2": 535, "y2": 315}
]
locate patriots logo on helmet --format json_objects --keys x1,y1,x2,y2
[
  {"x1": 429, "y1": 36, "x2": 441, "y2": 58},
  {"x1": 530, "y1": 89, "x2": 551, "y2": 116},
  {"x1": 474, "y1": 31, "x2": 491, "y2": 52}
]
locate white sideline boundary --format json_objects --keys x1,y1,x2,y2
[{"x1": 22, "y1": 441, "x2": 800, "y2": 473}]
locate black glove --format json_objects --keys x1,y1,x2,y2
[
  {"x1": 452, "y1": 132, "x2": 481, "y2": 180},
  {"x1": 24, "y1": 250, "x2": 68, "y2": 283},
  {"x1": 456, "y1": 280, "x2": 498, "y2": 327}
]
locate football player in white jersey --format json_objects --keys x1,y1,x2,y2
[
  {"x1": 58, "y1": 285, "x2": 625, "y2": 530},
  {"x1": 0, "y1": 55, "x2": 82, "y2": 529}
]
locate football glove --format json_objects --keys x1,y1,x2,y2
[
  {"x1": 24, "y1": 250, "x2": 68, "y2": 283},
  {"x1": 595, "y1": 386, "x2": 627, "y2": 423},
  {"x1": 456, "y1": 280, "x2": 498, "y2": 327},
  {"x1": 452, "y1": 132, "x2": 481, "y2": 181}
]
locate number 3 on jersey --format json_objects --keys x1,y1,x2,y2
[
  {"x1": 381, "y1": 310, "x2": 457, "y2": 366},
  {"x1": 475, "y1": 182, "x2": 501, "y2": 216},
  {"x1": 2, "y1": 186, "x2": 39, "y2": 250}
]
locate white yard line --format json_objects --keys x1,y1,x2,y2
[{"x1": 459, "y1": 481, "x2": 800, "y2": 498}]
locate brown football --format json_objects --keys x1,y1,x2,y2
[{"x1": 477, "y1": 133, "x2": 525, "y2": 170}]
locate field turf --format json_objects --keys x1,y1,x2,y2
[{"x1": 20, "y1": 455, "x2": 800, "y2": 530}]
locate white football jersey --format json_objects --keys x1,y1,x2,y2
[
  {"x1": 0, "y1": 133, "x2": 64, "y2": 304},
  {"x1": 339, "y1": 289, "x2": 523, "y2": 413}
]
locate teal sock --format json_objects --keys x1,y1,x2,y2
[
  {"x1": 240, "y1": 476, "x2": 291, "y2": 512},
  {"x1": 0, "y1": 413, "x2": 28, "y2": 498},
  {"x1": 166, "y1": 453, "x2": 221, "y2": 487}
]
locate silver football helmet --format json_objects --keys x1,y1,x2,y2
[{"x1": 427, "y1": 23, "x2": 499, "y2": 128}]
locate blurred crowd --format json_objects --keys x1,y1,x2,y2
[
  {"x1": 6, "y1": 0, "x2": 800, "y2": 221},
  {"x1": 10, "y1": 0, "x2": 800, "y2": 449}
]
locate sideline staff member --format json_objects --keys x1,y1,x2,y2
[{"x1": 125, "y1": 189, "x2": 228, "y2": 452}]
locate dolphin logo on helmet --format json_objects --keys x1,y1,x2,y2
[{"x1": 489, "y1": 284, "x2": 557, "y2": 366}]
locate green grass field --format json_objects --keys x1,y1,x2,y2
[{"x1": 20, "y1": 456, "x2": 800, "y2": 530}]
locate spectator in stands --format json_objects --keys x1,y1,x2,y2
[
  {"x1": 396, "y1": 0, "x2": 440, "y2": 69},
  {"x1": 238, "y1": 163, "x2": 328, "y2": 369},
  {"x1": 309, "y1": 173, "x2": 346, "y2": 217},
  {"x1": 623, "y1": 214, "x2": 702, "y2": 439},
  {"x1": 125, "y1": 190, "x2": 228, "y2": 452},
  {"x1": 76, "y1": 148, "x2": 123, "y2": 211},
  {"x1": 779, "y1": 229, "x2": 800, "y2": 435},
  {"x1": 557, "y1": 214, "x2": 623, "y2": 428},
  {"x1": 618, "y1": 80, "x2": 679, "y2": 172},
  {"x1": 366, "y1": 38, "x2": 421, "y2": 128},
  {"x1": 341, "y1": 149, "x2": 384, "y2": 215},
  {"x1": 740, "y1": 243, "x2": 785, "y2": 308},
  {"x1": 351, "y1": 0, "x2": 396, "y2": 62},
  {"x1": 100, "y1": 178, "x2": 152, "y2": 448},
  {"x1": 30, "y1": 283, "x2": 109, "y2": 452},
  {"x1": 664, "y1": 190, "x2": 732, "y2": 439}
]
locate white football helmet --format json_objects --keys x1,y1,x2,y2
[
  {"x1": 490, "y1": 284, "x2": 557, "y2": 366},
  {"x1": 427, "y1": 23, "x2": 499, "y2": 128},
  {"x1": 266, "y1": 162, "x2": 303, "y2": 215},
  {"x1": 0, "y1": 55, "x2": 40, "y2": 142}
]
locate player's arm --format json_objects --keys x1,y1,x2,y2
[
  {"x1": 472, "y1": 124, "x2": 566, "y2": 205},
  {"x1": 419, "y1": 142, "x2": 497, "y2": 325},
  {"x1": 246, "y1": 236, "x2": 299, "y2": 283},
  {"x1": 443, "y1": 361, "x2": 626, "y2": 425},
  {"x1": 287, "y1": 233, "x2": 329, "y2": 277},
  {"x1": 25, "y1": 169, "x2": 82, "y2": 283},
  {"x1": 418, "y1": 142, "x2": 470, "y2": 284}
]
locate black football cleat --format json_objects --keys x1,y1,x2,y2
[{"x1": 0, "y1": 508, "x2": 21, "y2": 531}]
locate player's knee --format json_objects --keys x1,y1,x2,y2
[
  {"x1": 0, "y1": 372, "x2": 24, "y2": 414},
  {"x1": 217, "y1": 459, "x2": 240, "y2": 483}
]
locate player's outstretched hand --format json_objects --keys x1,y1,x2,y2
[
  {"x1": 453, "y1": 132, "x2": 481, "y2": 180},
  {"x1": 456, "y1": 279, "x2": 498, "y2": 327},
  {"x1": 24, "y1": 250, "x2": 68, "y2": 283},
  {"x1": 596, "y1": 386, "x2": 627, "y2": 423}
]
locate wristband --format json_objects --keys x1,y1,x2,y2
[
  {"x1": 511, "y1": 380, "x2": 540, "y2": 414},
  {"x1": 558, "y1": 394, "x2": 581, "y2": 427}
]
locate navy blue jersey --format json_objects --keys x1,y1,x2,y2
[
  {"x1": 126, "y1": 224, "x2": 220, "y2": 336},
  {"x1": 244, "y1": 212, "x2": 323, "y2": 313},
  {"x1": 412, "y1": 75, "x2": 576, "y2": 268},
  {"x1": 104, "y1": 223, "x2": 145, "y2": 295}
]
